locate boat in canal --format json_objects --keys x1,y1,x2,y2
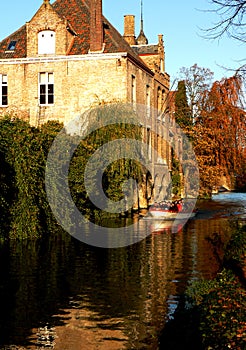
[
  {"x1": 148, "y1": 208, "x2": 197, "y2": 220},
  {"x1": 148, "y1": 199, "x2": 198, "y2": 220}
]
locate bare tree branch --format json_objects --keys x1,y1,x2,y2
[
  {"x1": 205, "y1": 0, "x2": 246, "y2": 42},
  {"x1": 202, "y1": 1, "x2": 246, "y2": 79}
]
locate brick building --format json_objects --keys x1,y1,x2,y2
[{"x1": 0, "y1": 0, "x2": 176, "y2": 205}]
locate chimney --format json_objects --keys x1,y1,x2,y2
[
  {"x1": 90, "y1": 0, "x2": 104, "y2": 52},
  {"x1": 123, "y1": 15, "x2": 136, "y2": 45},
  {"x1": 158, "y1": 34, "x2": 163, "y2": 46}
]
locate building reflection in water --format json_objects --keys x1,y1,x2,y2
[{"x1": 0, "y1": 215, "x2": 233, "y2": 349}]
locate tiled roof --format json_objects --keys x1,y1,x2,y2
[
  {"x1": 53, "y1": 0, "x2": 91, "y2": 55},
  {"x1": 52, "y1": 0, "x2": 145, "y2": 65},
  {"x1": 0, "y1": 0, "x2": 149, "y2": 71},
  {"x1": 131, "y1": 44, "x2": 159, "y2": 56},
  {"x1": 0, "y1": 25, "x2": 27, "y2": 59}
]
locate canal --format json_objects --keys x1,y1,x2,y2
[{"x1": 0, "y1": 192, "x2": 245, "y2": 349}]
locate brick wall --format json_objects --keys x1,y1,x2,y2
[
  {"x1": 90, "y1": 0, "x2": 103, "y2": 52},
  {"x1": 26, "y1": 1, "x2": 73, "y2": 57},
  {"x1": 0, "y1": 54, "x2": 158, "y2": 126}
]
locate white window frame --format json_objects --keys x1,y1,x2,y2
[
  {"x1": 0, "y1": 74, "x2": 8, "y2": 107},
  {"x1": 38, "y1": 30, "x2": 56, "y2": 55},
  {"x1": 39, "y1": 72, "x2": 54, "y2": 106}
]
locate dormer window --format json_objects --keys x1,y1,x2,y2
[
  {"x1": 38, "y1": 30, "x2": 55, "y2": 55},
  {"x1": 7, "y1": 41, "x2": 17, "y2": 51}
]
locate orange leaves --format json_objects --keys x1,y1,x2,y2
[{"x1": 192, "y1": 75, "x2": 246, "y2": 195}]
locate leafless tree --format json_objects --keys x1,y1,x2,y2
[
  {"x1": 206, "y1": 0, "x2": 246, "y2": 42},
  {"x1": 205, "y1": 0, "x2": 246, "y2": 84},
  {"x1": 179, "y1": 64, "x2": 214, "y2": 121}
]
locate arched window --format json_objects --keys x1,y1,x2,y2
[
  {"x1": 38, "y1": 30, "x2": 55, "y2": 55},
  {"x1": 160, "y1": 58, "x2": 164, "y2": 73}
]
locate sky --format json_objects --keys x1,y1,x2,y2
[{"x1": 0, "y1": 0, "x2": 245, "y2": 84}]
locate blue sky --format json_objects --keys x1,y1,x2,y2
[{"x1": 0, "y1": 0, "x2": 244, "y2": 83}]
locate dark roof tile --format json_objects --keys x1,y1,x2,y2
[
  {"x1": 0, "y1": 25, "x2": 27, "y2": 59},
  {"x1": 132, "y1": 44, "x2": 159, "y2": 55}
]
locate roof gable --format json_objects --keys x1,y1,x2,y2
[
  {"x1": 29, "y1": 0, "x2": 64, "y2": 25},
  {"x1": 0, "y1": 0, "x2": 149, "y2": 71}
]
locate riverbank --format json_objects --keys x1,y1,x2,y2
[{"x1": 160, "y1": 221, "x2": 246, "y2": 350}]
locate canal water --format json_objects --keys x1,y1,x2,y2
[{"x1": 0, "y1": 193, "x2": 245, "y2": 350}]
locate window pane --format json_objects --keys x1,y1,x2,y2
[
  {"x1": 2, "y1": 95, "x2": 8, "y2": 105},
  {"x1": 2, "y1": 75, "x2": 7, "y2": 84},
  {"x1": 2, "y1": 85, "x2": 8, "y2": 105},
  {"x1": 48, "y1": 84, "x2": 53, "y2": 94},
  {"x1": 40, "y1": 94, "x2": 46, "y2": 105},
  {"x1": 48, "y1": 94, "x2": 54, "y2": 104},
  {"x1": 39, "y1": 73, "x2": 46, "y2": 84},
  {"x1": 7, "y1": 41, "x2": 17, "y2": 51},
  {"x1": 40, "y1": 85, "x2": 46, "y2": 94},
  {"x1": 48, "y1": 84, "x2": 54, "y2": 104},
  {"x1": 48, "y1": 73, "x2": 54, "y2": 83},
  {"x1": 2, "y1": 86, "x2": 7, "y2": 95}
]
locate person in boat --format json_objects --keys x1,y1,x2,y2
[
  {"x1": 177, "y1": 199, "x2": 183, "y2": 212},
  {"x1": 161, "y1": 200, "x2": 170, "y2": 210},
  {"x1": 169, "y1": 201, "x2": 177, "y2": 212}
]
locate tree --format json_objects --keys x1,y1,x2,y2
[
  {"x1": 174, "y1": 80, "x2": 192, "y2": 129},
  {"x1": 178, "y1": 64, "x2": 214, "y2": 122},
  {"x1": 173, "y1": 64, "x2": 245, "y2": 196},
  {"x1": 0, "y1": 117, "x2": 63, "y2": 240},
  {"x1": 194, "y1": 75, "x2": 246, "y2": 194},
  {"x1": 206, "y1": 0, "x2": 246, "y2": 43},
  {"x1": 205, "y1": 0, "x2": 246, "y2": 77}
]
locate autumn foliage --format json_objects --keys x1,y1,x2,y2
[{"x1": 174, "y1": 69, "x2": 246, "y2": 197}]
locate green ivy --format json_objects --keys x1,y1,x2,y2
[
  {"x1": 0, "y1": 117, "x2": 62, "y2": 240},
  {"x1": 0, "y1": 110, "x2": 146, "y2": 239}
]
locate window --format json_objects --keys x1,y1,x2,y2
[
  {"x1": 160, "y1": 58, "x2": 164, "y2": 73},
  {"x1": 147, "y1": 127, "x2": 152, "y2": 161},
  {"x1": 157, "y1": 87, "x2": 162, "y2": 117},
  {"x1": 162, "y1": 90, "x2": 166, "y2": 120},
  {"x1": 38, "y1": 30, "x2": 55, "y2": 54},
  {"x1": 0, "y1": 74, "x2": 8, "y2": 106},
  {"x1": 39, "y1": 72, "x2": 54, "y2": 105},
  {"x1": 146, "y1": 85, "x2": 151, "y2": 118},
  {"x1": 7, "y1": 41, "x2": 17, "y2": 51},
  {"x1": 131, "y1": 75, "x2": 136, "y2": 106}
]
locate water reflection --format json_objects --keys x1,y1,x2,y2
[{"x1": 0, "y1": 193, "x2": 245, "y2": 349}]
